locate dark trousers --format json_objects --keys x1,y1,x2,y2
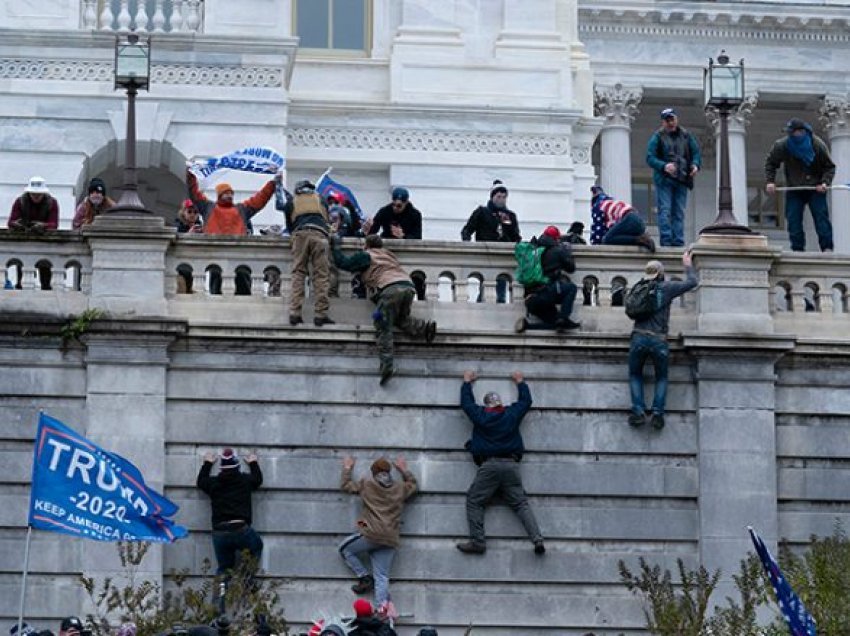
[
  {"x1": 628, "y1": 332, "x2": 669, "y2": 416},
  {"x1": 602, "y1": 212, "x2": 646, "y2": 246},
  {"x1": 785, "y1": 190, "x2": 833, "y2": 251},
  {"x1": 465, "y1": 458, "x2": 542, "y2": 545},
  {"x1": 525, "y1": 279, "x2": 578, "y2": 327},
  {"x1": 212, "y1": 525, "x2": 263, "y2": 574}
]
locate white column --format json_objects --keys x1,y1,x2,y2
[
  {"x1": 707, "y1": 93, "x2": 758, "y2": 226},
  {"x1": 594, "y1": 83, "x2": 642, "y2": 202},
  {"x1": 820, "y1": 95, "x2": 850, "y2": 253}
]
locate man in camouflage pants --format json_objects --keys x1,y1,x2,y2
[{"x1": 333, "y1": 234, "x2": 436, "y2": 385}]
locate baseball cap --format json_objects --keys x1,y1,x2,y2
[
  {"x1": 59, "y1": 618, "x2": 83, "y2": 634},
  {"x1": 660, "y1": 108, "x2": 677, "y2": 119}
]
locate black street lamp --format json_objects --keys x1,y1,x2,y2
[
  {"x1": 110, "y1": 33, "x2": 152, "y2": 214},
  {"x1": 700, "y1": 51, "x2": 753, "y2": 235}
]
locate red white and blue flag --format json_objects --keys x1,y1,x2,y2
[{"x1": 748, "y1": 526, "x2": 817, "y2": 636}]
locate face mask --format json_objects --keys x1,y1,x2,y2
[
  {"x1": 89, "y1": 193, "x2": 104, "y2": 206},
  {"x1": 374, "y1": 471, "x2": 393, "y2": 488}
]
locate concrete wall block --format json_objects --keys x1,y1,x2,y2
[
  {"x1": 698, "y1": 380, "x2": 776, "y2": 409},
  {"x1": 778, "y1": 423, "x2": 850, "y2": 459},
  {"x1": 87, "y1": 363, "x2": 166, "y2": 395},
  {"x1": 0, "y1": 575, "x2": 83, "y2": 624},
  {"x1": 779, "y1": 466, "x2": 850, "y2": 501},
  {"x1": 777, "y1": 385, "x2": 850, "y2": 415},
  {"x1": 779, "y1": 511, "x2": 850, "y2": 542},
  {"x1": 698, "y1": 409, "x2": 776, "y2": 453}
]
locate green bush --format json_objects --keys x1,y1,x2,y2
[{"x1": 79, "y1": 542, "x2": 288, "y2": 636}]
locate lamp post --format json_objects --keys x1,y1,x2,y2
[
  {"x1": 111, "y1": 32, "x2": 152, "y2": 214},
  {"x1": 700, "y1": 51, "x2": 753, "y2": 235}
]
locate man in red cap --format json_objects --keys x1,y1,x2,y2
[
  {"x1": 196, "y1": 448, "x2": 263, "y2": 575},
  {"x1": 339, "y1": 455, "x2": 418, "y2": 616},
  {"x1": 515, "y1": 225, "x2": 580, "y2": 334}
]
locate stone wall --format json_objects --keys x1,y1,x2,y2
[{"x1": 2, "y1": 222, "x2": 850, "y2": 633}]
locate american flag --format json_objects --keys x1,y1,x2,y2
[
  {"x1": 748, "y1": 526, "x2": 817, "y2": 636},
  {"x1": 590, "y1": 187, "x2": 635, "y2": 244}
]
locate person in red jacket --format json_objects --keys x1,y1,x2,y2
[
  {"x1": 8, "y1": 176, "x2": 59, "y2": 234},
  {"x1": 186, "y1": 168, "x2": 276, "y2": 294}
]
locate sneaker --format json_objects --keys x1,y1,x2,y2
[
  {"x1": 314, "y1": 316, "x2": 335, "y2": 326},
  {"x1": 636, "y1": 233, "x2": 656, "y2": 253},
  {"x1": 289, "y1": 315, "x2": 303, "y2": 326},
  {"x1": 534, "y1": 540, "x2": 546, "y2": 555},
  {"x1": 351, "y1": 574, "x2": 374, "y2": 594},
  {"x1": 424, "y1": 321, "x2": 437, "y2": 344},
  {"x1": 650, "y1": 413, "x2": 665, "y2": 430},
  {"x1": 514, "y1": 317, "x2": 528, "y2": 333},
  {"x1": 628, "y1": 413, "x2": 646, "y2": 428},
  {"x1": 379, "y1": 364, "x2": 395, "y2": 387},
  {"x1": 556, "y1": 318, "x2": 581, "y2": 332},
  {"x1": 456, "y1": 541, "x2": 486, "y2": 555}
]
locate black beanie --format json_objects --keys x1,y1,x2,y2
[
  {"x1": 489, "y1": 179, "x2": 508, "y2": 198},
  {"x1": 88, "y1": 178, "x2": 106, "y2": 195}
]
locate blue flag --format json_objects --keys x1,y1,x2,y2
[
  {"x1": 316, "y1": 169, "x2": 365, "y2": 222},
  {"x1": 28, "y1": 413, "x2": 188, "y2": 543},
  {"x1": 748, "y1": 526, "x2": 817, "y2": 636}
]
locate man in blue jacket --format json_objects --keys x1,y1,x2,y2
[
  {"x1": 646, "y1": 108, "x2": 701, "y2": 247},
  {"x1": 456, "y1": 370, "x2": 544, "y2": 556}
]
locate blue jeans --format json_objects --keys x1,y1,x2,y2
[
  {"x1": 525, "y1": 279, "x2": 578, "y2": 327},
  {"x1": 628, "y1": 332, "x2": 669, "y2": 416},
  {"x1": 212, "y1": 526, "x2": 264, "y2": 574},
  {"x1": 602, "y1": 212, "x2": 646, "y2": 246},
  {"x1": 785, "y1": 191, "x2": 833, "y2": 251},
  {"x1": 655, "y1": 180, "x2": 689, "y2": 247},
  {"x1": 339, "y1": 533, "x2": 397, "y2": 605}
]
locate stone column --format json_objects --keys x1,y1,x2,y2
[
  {"x1": 706, "y1": 93, "x2": 758, "y2": 226},
  {"x1": 820, "y1": 95, "x2": 850, "y2": 253},
  {"x1": 80, "y1": 319, "x2": 186, "y2": 611},
  {"x1": 594, "y1": 84, "x2": 643, "y2": 202}
]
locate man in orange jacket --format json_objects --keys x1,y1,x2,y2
[{"x1": 186, "y1": 168, "x2": 276, "y2": 294}]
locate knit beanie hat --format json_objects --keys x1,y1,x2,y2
[
  {"x1": 543, "y1": 226, "x2": 561, "y2": 240},
  {"x1": 370, "y1": 458, "x2": 392, "y2": 475},
  {"x1": 215, "y1": 182, "x2": 234, "y2": 198},
  {"x1": 391, "y1": 187, "x2": 409, "y2": 202},
  {"x1": 220, "y1": 447, "x2": 239, "y2": 469},
  {"x1": 88, "y1": 178, "x2": 106, "y2": 195},
  {"x1": 568, "y1": 221, "x2": 585, "y2": 235},
  {"x1": 644, "y1": 260, "x2": 665, "y2": 280},
  {"x1": 489, "y1": 179, "x2": 508, "y2": 198},
  {"x1": 353, "y1": 598, "x2": 374, "y2": 618}
]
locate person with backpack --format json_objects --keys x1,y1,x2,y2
[
  {"x1": 626, "y1": 251, "x2": 698, "y2": 430},
  {"x1": 514, "y1": 226, "x2": 580, "y2": 333}
]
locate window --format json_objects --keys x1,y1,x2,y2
[
  {"x1": 294, "y1": 0, "x2": 370, "y2": 54},
  {"x1": 747, "y1": 183, "x2": 783, "y2": 229}
]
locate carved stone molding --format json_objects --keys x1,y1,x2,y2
[
  {"x1": 0, "y1": 58, "x2": 282, "y2": 87},
  {"x1": 819, "y1": 95, "x2": 850, "y2": 138},
  {"x1": 571, "y1": 144, "x2": 592, "y2": 165},
  {"x1": 287, "y1": 127, "x2": 571, "y2": 156},
  {"x1": 705, "y1": 93, "x2": 759, "y2": 134},
  {"x1": 594, "y1": 83, "x2": 643, "y2": 128},
  {"x1": 580, "y1": 8, "x2": 850, "y2": 43}
]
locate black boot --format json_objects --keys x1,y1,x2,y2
[{"x1": 351, "y1": 574, "x2": 374, "y2": 594}]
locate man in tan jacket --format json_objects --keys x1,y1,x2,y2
[
  {"x1": 339, "y1": 455, "x2": 418, "y2": 616},
  {"x1": 332, "y1": 234, "x2": 436, "y2": 385}
]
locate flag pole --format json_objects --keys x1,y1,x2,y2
[{"x1": 17, "y1": 525, "x2": 33, "y2": 633}]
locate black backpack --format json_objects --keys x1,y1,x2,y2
[{"x1": 625, "y1": 279, "x2": 661, "y2": 321}]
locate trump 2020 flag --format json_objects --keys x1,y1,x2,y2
[
  {"x1": 316, "y1": 169, "x2": 365, "y2": 223},
  {"x1": 748, "y1": 526, "x2": 817, "y2": 636},
  {"x1": 189, "y1": 146, "x2": 285, "y2": 181},
  {"x1": 28, "y1": 413, "x2": 188, "y2": 543}
]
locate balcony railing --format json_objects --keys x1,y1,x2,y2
[
  {"x1": 4, "y1": 228, "x2": 850, "y2": 338},
  {"x1": 82, "y1": 0, "x2": 204, "y2": 33}
]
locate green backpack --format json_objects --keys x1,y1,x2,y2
[{"x1": 514, "y1": 241, "x2": 549, "y2": 287}]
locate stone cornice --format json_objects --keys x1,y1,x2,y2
[
  {"x1": 287, "y1": 126, "x2": 571, "y2": 156},
  {"x1": 579, "y1": 4, "x2": 850, "y2": 43}
]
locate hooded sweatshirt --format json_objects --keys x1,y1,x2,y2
[
  {"x1": 187, "y1": 170, "x2": 275, "y2": 235},
  {"x1": 341, "y1": 466, "x2": 417, "y2": 548}
]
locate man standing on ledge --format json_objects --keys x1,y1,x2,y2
[
  {"x1": 456, "y1": 370, "x2": 545, "y2": 556},
  {"x1": 196, "y1": 448, "x2": 264, "y2": 575},
  {"x1": 646, "y1": 108, "x2": 701, "y2": 247},
  {"x1": 765, "y1": 118, "x2": 836, "y2": 252}
]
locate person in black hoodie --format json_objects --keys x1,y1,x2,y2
[
  {"x1": 456, "y1": 370, "x2": 544, "y2": 556},
  {"x1": 196, "y1": 448, "x2": 264, "y2": 574},
  {"x1": 515, "y1": 225, "x2": 580, "y2": 333}
]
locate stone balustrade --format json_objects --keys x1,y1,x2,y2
[{"x1": 81, "y1": 0, "x2": 204, "y2": 33}]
